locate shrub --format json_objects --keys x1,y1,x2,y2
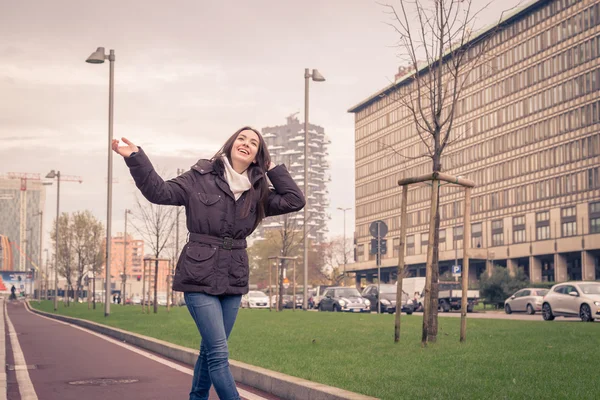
[{"x1": 479, "y1": 266, "x2": 529, "y2": 307}]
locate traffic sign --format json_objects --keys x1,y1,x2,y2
[
  {"x1": 283, "y1": 278, "x2": 290, "y2": 289},
  {"x1": 370, "y1": 238, "x2": 388, "y2": 255},
  {"x1": 452, "y1": 265, "x2": 462, "y2": 277},
  {"x1": 369, "y1": 220, "x2": 388, "y2": 238}
]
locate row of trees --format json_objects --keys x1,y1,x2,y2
[
  {"x1": 49, "y1": 210, "x2": 105, "y2": 305},
  {"x1": 49, "y1": 195, "x2": 349, "y2": 311}
]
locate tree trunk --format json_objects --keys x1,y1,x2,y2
[
  {"x1": 421, "y1": 179, "x2": 440, "y2": 346},
  {"x1": 153, "y1": 258, "x2": 159, "y2": 314},
  {"x1": 428, "y1": 208, "x2": 441, "y2": 342},
  {"x1": 93, "y1": 274, "x2": 96, "y2": 310},
  {"x1": 278, "y1": 260, "x2": 285, "y2": 311}
]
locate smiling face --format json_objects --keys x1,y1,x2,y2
[{"x1": 230, "y1": 129, "x2": 260, "y2": 173}]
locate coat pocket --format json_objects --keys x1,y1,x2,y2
[
  {"x1": 180, "y1": 244, "x2": 217, "y2": 286},
  {"x1": 228, "y1": 251, "x2": 249, "y2": 287},
  {"x1": 198, "y1": 192, "x2": 221, "y2": 206}
]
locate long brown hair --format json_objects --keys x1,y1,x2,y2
[{"x1": 211, "y1": 126, "x2": 271, "y2": 229}]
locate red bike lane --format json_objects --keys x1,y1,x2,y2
[{"x1": 4, "y1": 300, "x2": 277, "y2": 400}]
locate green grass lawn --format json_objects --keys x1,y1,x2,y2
[{"x1": 31, "y1": 301, "x2": 599, "y2": 400}]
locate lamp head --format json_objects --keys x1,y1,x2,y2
[
  {"x1": 45, "y1": 170, "x2": 57, "y2": 179},
  {"x1": 86, "y1": 47, "x2": 106, "y2": 64},
  {"x1": 312, "y1": 69, "x2": 326, "y2": 82}
]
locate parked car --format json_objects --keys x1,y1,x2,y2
[
  {"x1": 242, "y1": 291, "x2": 269, "y2": 309},
  {"x1": 282, "y1": 295, "x2": 295, "y2": 309},
  {"x1": 318, "y1": 287, "x2": 370, "y2": 312},
  {"x1": 361, "y1": 284, "x2": 414, "y2": 314},
  {"x1": 542, "y1": 281, "x2": 600, "y2": 322},
  {"x1": 131, "y1": 295, "x2": 142, "y2": 305},
  {"x1": 504, "y1": 288, "x2": 548, "y2": 314},
  {"x1": 294, "y1": 295, "x2": 303, "y2": 309},
  {"x1": 308, "y1": 285, "x2": 332, "y2": 309}
]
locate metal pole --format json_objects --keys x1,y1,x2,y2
[
  {"x1": 104, "y1": 49, "x2": 115, "y2": 317},
  {"x1": 275, "y1": 260, "x2": 280, "y2": 312},
  {"x1": 142, "y1": 259, "x2": 146, "y2": 313},
  {"x1": 54, "y1": 172, "x2": 60, "y2": 311},
  {"x1": 38, "y1": 211, "x2": 43, "y2": 301},
  {"x1": 44, "y1": 249, "x2": 49, "y2": 300},
  {"x1": 269, "y1": 261, "x2": 272, "y2": 311},
  {"x1": 303, "y1": 68, "x2": 310, "y2": 311},
  {"x1": 377, "y1": 221, "x2": 381, "y2": 314},
  {"x1": 455, "y1": 200, "x2": 458, "y2": 282},
  {"x1": 343, "y1": 209, "x2": 346, "y2": 286},
  {"x1": 293, "y1": 259, "x2": 296, "y2": 311},
  {"x1": 122, "y1": 209, "x2": 129, "y2": 304}
]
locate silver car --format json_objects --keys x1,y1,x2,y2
[
  {"x1": 504, "y1": 288, "x2": 548, "y2": 315},
  {"x1": 542, "y1": 281, "x2": 600, "y2": 322}
]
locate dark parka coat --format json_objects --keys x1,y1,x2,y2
[{"x1": 125, "y1": 148, "x2": 305, "y2": 296}]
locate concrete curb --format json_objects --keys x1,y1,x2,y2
[{"x1": 26, "y1": 303, "x2": 378, "y2": 400}]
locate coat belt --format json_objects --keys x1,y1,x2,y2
[{"x1": 188, "y1": 233, "x2": 247, "y2": 250}]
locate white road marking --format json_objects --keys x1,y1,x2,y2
[
  {"x1": 5, "y1": 301, "x2": 38, "y2": 400},
  {"x1": 0, "y1": 299, "x2": 6, "y2": 400},
  {"x1": 25, "y1": 305, "x2": 267, "y2": 400}
]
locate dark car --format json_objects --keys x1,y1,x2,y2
[
  {"x1": 361, "y1": 284, "x2": 414, "y2": 314},
  {"x1": 318, "y1": 287, "x2": 370, "y2": 312}
]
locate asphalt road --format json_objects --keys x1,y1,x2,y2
[{"x1": 2, "y1": 298, "x2": 279, "y2": 400}]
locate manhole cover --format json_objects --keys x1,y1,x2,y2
[
  {"x1": 69, "y1": 378, "x2": 139, "y2": 386},
  {"x1": 7, "y1": 365, "x2": 37, "y2": 371}
]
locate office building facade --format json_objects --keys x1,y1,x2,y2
[{"x1": 348, "y1": 0, "x2": 600, "y2": 285}]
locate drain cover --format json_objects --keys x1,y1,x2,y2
[
  {"x1": 69, "y1": 378, "x2": 139, "y2": 386},
  {"x1": 7, "y1": 365, "x2": 37, "y2": 371}
]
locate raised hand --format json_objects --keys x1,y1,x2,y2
[{"x1": 112, "y1": 137, "x2": 139, "y2": 158}]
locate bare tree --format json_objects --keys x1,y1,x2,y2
[
  {"x1": 88, "y1": 226, "x2": 105, "y2": 310},
  {"x1": 50, "y1": 213, "x2": 75, "y2": 306},
  {"x1": 71, "y1": 211, "x2": 104, "y2": 303},
  {"x1": 381, "y1": 0, "x2": 516, "y2": 344},
  {"x1": 130, "y1": 195, "x2": 176, "y2": 313},
  {"x1": 248, "y1": 211, "x2": 327, "y2": 309}
]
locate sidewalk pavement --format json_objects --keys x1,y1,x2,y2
[{"x1": 21, "y1": 300, "x2": 378, "y2": 400}]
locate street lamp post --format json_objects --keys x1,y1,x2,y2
[
  {"x1": 122, "y1": 209, "x2": 132, "y2": 304},
  {"x1": 86, "y1": 46, "x2": 116, "y2": 317},
  {"x1": 303, "y1": 68, "x2": 325, "y2": 310},
  {"x1": 36, "y1": 211, "x2": 43, "y2": 301},
  {"x1": 337, "y1": 207, "x2": 351, "y2": 286},
  {"x1": 45, "y1": 170, "x2": 60, "y2": 311},
  {"x1": 44, "y1": 248, "x2": 49, "y2": 300}
]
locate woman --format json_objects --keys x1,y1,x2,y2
[{"x1": 112, "y1": 126, "x2": 305, "y2": 400}]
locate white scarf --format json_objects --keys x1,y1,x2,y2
[{"x1": 222, "y1": 156, "x2": 251, "y2": 200}]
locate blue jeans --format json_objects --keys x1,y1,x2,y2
[{"x1": 184, "y1": 292, "x2": 242, "y2": 400}]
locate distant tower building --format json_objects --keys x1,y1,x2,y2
[
  {"x1": 255, "y1": 114, "x2": 331, "y2": 243},
  {"x1": 0, "y1": 174, "x2": 45, "y2": 271}
]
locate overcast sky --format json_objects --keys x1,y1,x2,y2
[{"x1": 0, "y1": 0, "x2": 526, "y2": 249}]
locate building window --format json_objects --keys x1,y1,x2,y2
[
  {"x1": 454, "y1": 226, "x2": 463, "y2": 250},
  {"x1": 492, "y1": 232, "x2": 504, "y2": 247},
  {"x1": 357, "y1": 244, "x2": 364, "y2": 261},
  {"x1": 393, "y1": 238, "x2": 400, "y2": 257},
  {"x1": 471, "y1": 222, "x2": 482, "y2": 248},
  {"x1": 439, "y1": 229, "x2": 446, "y2": 251},
  {"x1": 406, "y1": 235, "x2": 415, "y2": 256},
  {"x1": 491, "y1": 219, "x2": 504, "y2": 246},
  {"x1": 536, "y1": 211, "x2": 550, "y2": 240},
  {"x1": 513, "y1": 215, "x2": 526, "y2": 243},
  {"x1": 561, "y1": 206, "x2": 577, "y2": 237},
  {"x1": 420, "y1": 233, "x2": 428, "y2": 254},
  {"x1": 590, "y1": 202, "x2": 600, "y2": 234}
]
